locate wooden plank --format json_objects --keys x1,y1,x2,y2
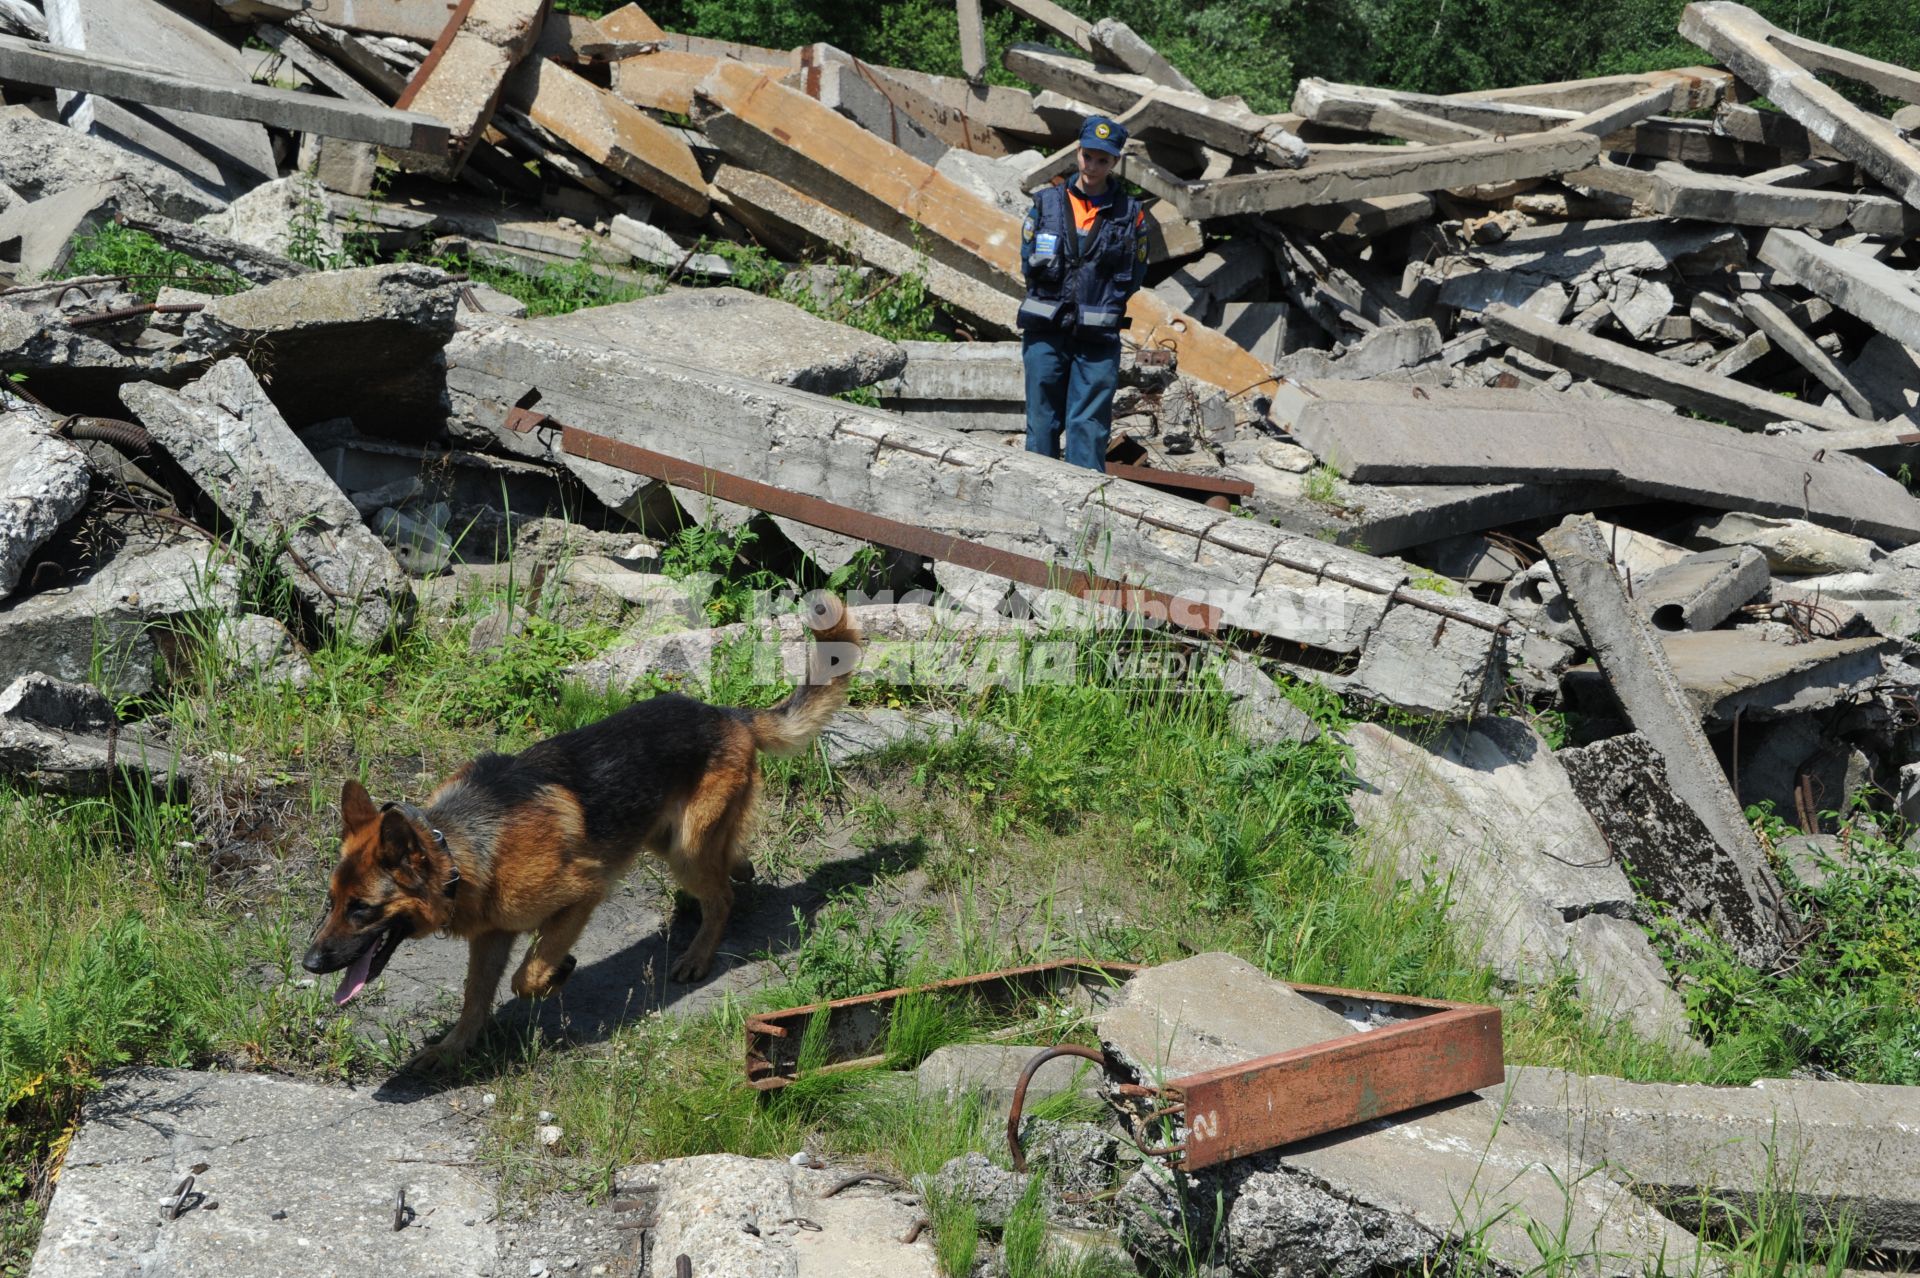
[
  {"x1": 1680, "y1": 2, "x2": 1920, "y2": 210},
  {"x1": 694, "y1": 62, "x2": 1279, "y2": 395},
  {"x1": 503, "y1": 56, "x2": 709, "y2": 216},
  {"x1": 393, "y1": 0, "x2": 546, "y2": 178},
  {"x1": 0, "y1": 34, "x2": 449, "y2": 149},
  {"x1": 1180, "y1": 131, "x2": 1600, "y2": 219}
]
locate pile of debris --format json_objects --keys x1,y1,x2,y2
[{"x1": 5, "y1": 3, "x2": 1920, "y2": 1261}]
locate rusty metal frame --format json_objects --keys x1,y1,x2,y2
[
  {"x1": 745, "y1": 961, "x2": 1503, "y2": 1173},
  {"x1": 505, "y1": 408, "x2": 1224, "y2": 633},
  {"x1": 744, "y1": 959, "x2": 1143, "y2": 1089}
]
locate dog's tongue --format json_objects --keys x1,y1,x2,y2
[{"x1": 334, "y1": 946, "x2": 377, "y2": 1006}]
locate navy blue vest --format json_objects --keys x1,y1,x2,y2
[{"x1": 1017, "y1": 182, "x2": 1141, "y2": 335}]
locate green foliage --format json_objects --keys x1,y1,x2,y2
[
  {"x1": 436, "y1": 613, "x2": 621, "y2": 736},
  {"x1": 703, "y1": 239, "x2": 951, "y2": 343},
  {"x1": 413, "y1": 246, "x2": 660, "y2": 318},
  {"x1": 1661, "y1": 812, "x2": 1920, "y2": 1085},
  {"x1": 61, "y1": 224, "x2": 247, "y2": 302}
]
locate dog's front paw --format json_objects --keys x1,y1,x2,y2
[
  {"x1": 406, "y1": 1035, "x2": 471, "y2": 1074},
  {"x1": 669, "y1": 951, "x2": 712, "y2": 983},
  {"x1": 512, "y1": 953, "x2": 578, "y2": 999}
]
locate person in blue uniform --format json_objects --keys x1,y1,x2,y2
[{"x1": 1018, "y1": 115, "x2": 1150, "y2": 473}]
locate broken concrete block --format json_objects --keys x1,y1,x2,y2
[
  {"x1": 1484, "y1": 302, "x2": 1869, "y2": 434},
  {"x1": 0, "y1": 412, "x2": 90, "y2": 600},
  {"x1": 1102, "y1": 953, "x2": 1704, "y2": 1278},
  {"x1": 1343, "y1": 717, "x2": 1681, "y2": 1042},
  {"x1": 1217, "y1": 301, "x2": 1316, "y2": 364},
  {"x1": 0, "y1": 535, "x2": 240, "y2": 697},
  {"x1": 1275, "y1": 319, "x2": 1442, "y2": 381},
  {"x1": 1841, "y1": 333, "x2": 1920, "y2": 420},
  {"x1": 1542, "y1": 516, "x2": 1790, "y2": 966},
  {"x1": 1558, "y1": 732, "x2": 1787, "y2": 967},
  {"x1": 28, "y1": 1067, "x2": 498, "y2": 1276},
  {"x1": 934, "y1": 147, "x2": 1034, "y2": 218},
  {"x1": 392, "y1": 0, "x2": 545, "y2": 179},
  {"x1": 0, "y1": 671, "x2": 185, "y2": 797},
  {"x1": 297, "y1": 133, "x2": 380, "y2": 198},
  {"x1": 503, "y1": 55, "x2": 710, "y2": 217},
  {"x1": 1656, "y1": 630, "x2": 1889, "y2": 725},
  {"x1": 217, "y1": 613, "x2": 312, "y2": 688},
  {"x1": 182, "y1": 263, "x2": 462, "y2": 436},
  {"x1": 789, "y1": 44, "x2": 949, "y2": 168},
  {"x1": 1150, "y1": 239, "x2": 1267, "y2": 327},
  {"x1": 605, "y1": 213, "x2": 730, "y2": 277},
  {"x1": 0, "y1": 107, "x2": 223, "y2": 222},
  {"x1": 1637, "y1": 546, "x2": 1769, "y2": 631},
  {"x1": 45, "y1": 0, "x2": 276, "y2": 200},
  {"x1": 194, "y1": 175, "x2": 346, "y2": 263},
  {"x1": 1607, "y1": 273, "x2": 1675, "y2": 342},
  {"x1": 1677, "y1": 510, "x2": 1886, "y2": 576},
  {"x1": 1214, "y1": 656, "x2": 1322, "y2": 747},
  {"x1": 529, "y1": 287, "x2": 907, "y2": 395},
  {"x1": 1492, "y1": 1066, "x2": 1920, "y2": 1252},
  {"x1": 1680, "y1": 4, "x2": 1920, "y2": 212},
  {"x1": 0, "y1": 180, "x2": 119, "y2": 282},
  {"x1": 1565, "y1": 913, "x2": 1698, "y2": 1050},
  {"x1": 916, "y1": 1043, "x2": 1100, "y2": 1117},
  {"x1": 711, "y1": 164, "x2": 1018, "y2": 333},
  {"x1": 122, "y1": 359, "x2": 414, "y2": 646}
]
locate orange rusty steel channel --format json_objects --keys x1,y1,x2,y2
[
  {"x1": 1168, "y1": 993, "x2": 1505, "y2": 1171},
  {"x1": 504, "y1": 408, "x2": 1224, "y2": 634},
  {"x1": 742, "y1": 959, "x2": 1504, "y2": 1173},
  {"x1": 743, "y1": 959, "x2": 1144, "y2": 1088}
]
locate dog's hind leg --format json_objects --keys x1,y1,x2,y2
[
  {"x1": 512, "y1": 897, "x2": 599, "y2": 999},
  {"x1": 411, "y1": 928, "x2": 514, "y2": 1070},
  {"x1": 665, "y1": 759, "x2": 754, "y2": 983}
]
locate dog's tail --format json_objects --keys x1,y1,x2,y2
[{"x1": 748, "y1": 593, "x2": 866, "y2": 757}]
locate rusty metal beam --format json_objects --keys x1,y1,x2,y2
[
  {"x1": 744, "y1": 960, "x2": 1144, "y2": 1087},
  {"x1": 506, "y1": 408, "x2": 1225, "y2": 633},
  {"x1": 744, "y1": 960, "x2": 1504, "y2": 1173},
  {"x1": 1170, "y1": 990, "x2": 1504, "y2": 1170}
]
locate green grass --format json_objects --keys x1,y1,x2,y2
[{"x1": 61, "y1": 224, "x2": 249, "y2": 301}]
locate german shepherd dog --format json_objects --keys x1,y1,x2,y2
[{"x1": 301, "y1": 594, "x2": 863, "y2": 1069}]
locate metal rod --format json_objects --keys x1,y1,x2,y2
[{"x1": 1006, "y1": 1045, "x2": 1113, "y2": 1173}]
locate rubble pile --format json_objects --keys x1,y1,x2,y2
[{"x1": 6, "y1": 0, "x2": 1920, "y2": 1271}]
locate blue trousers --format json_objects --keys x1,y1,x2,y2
[{"x1": 1022, "y1": 328, "x2": 1120, "y2": 472}]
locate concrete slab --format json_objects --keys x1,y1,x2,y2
[
  {"x1": 1677, "y1": 510, "x2": 1886, "y2": 575},
  {"x1": 392, "y1": 0, "x2": 545, "y2": 179},
  {"x1": 0, "y1": 672, "x2": 185, "y2": 797},
  {"x1": 45, "y1": 0, "x2": 275, "y2": 200},
  {"x1": 1343, "y1": 719, "x2": 1691, "y2": 1046},
  {"x1": 448, "y1": 319, "x2": 1509, "y2": 717},
  {"x1": 1542, "y1": 517, "x2": 1791, "y2": 967},
  {"x1": 533, "y1": 287, "x2": 905, "y2": 396},
  {"x1": 1758, "y1": 227, "x2": 1920, "y2": 353},
  {"x1": 28, "y1": 1067, "x2": 497, "y2": 1277},
  {"x1": 1659, "y1": 630, "x2": 1889, "y2": 725},
  {"x1": 122, "y1": 359, "x2": 415, "y2": 647},
  {"x1": 503, "y1": 56, "x2": 709, "y2": 217},
  {"x1": 0, "y1": 107, "x2": 223, "y2": 221},
  {"x1": 1288, "y1": 380, "x2": 1920, "y2": 544},
  {"x1": 182, "y1": 263, "x2": 463, "y2": 437},
  {"x1": 1489, "y1": 1066, "x2": 1920, "y2": 1252},
  {"x1": 1104, "y1": 953, "x2": 1705, "y2": 1278}
]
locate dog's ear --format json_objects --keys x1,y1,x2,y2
[
  {"x1": 376, "y1": 809, "x2": 432, "y2": 887},
  {"x1": 341, "y1": 779, "x2": 378, "y2": 833}
]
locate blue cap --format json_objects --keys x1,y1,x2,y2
[{"x1": 1079, "y1": 115, "x2": 1127, "y2": 156}]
